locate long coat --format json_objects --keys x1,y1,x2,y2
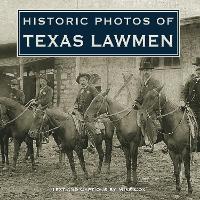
[
  {"x1": 10, "y1": 89, "x2": 25, "y2": 105},
  {"x1": 36, "y1": 85, "x2": 53, "y2": 108},
  {"x1": 135, "y1": 76, "x2": 162, "y2": 105},
  {"x1": 182, "y1": 74, "x2": 200, "y2": 109},
  {"x1": 75, "y1": 85, "x2": 99, "y2": 114}
]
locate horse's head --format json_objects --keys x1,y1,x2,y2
[
  {"x1": 84, "y1": 88, "x2": 110, "y2": 122},
  {"x1": 28, "y1": 109, "x2": 47, "y2": 137},
  {"x1": 141, "y1": 85, "x2": 165, "y2": 115}
]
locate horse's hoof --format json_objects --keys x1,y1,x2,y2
[
  {"x1": 176, "y1": 186, "x2": 181, "y2": 192},
  {"x1": 124, "y1": 180, "x2": 132, "y2": 187},
  {"x1": 186, "y1": 194, "x2": 193, "y2": 200},
  {"x1": 32, "y1": 166, "x2": 37, "y2": 172},
  {"x1": 188, "y1": 188, "x2": 193, "y2": 195},
  {"x1": 9, "y1": 172, "x2": 13, "y2": 177},
  {"x1": 105, "y1": 174, "x2": 111, "y2": 181},
  {"x1": 173, "y1": 194, "x2": 180, "y2": 199},
  {"x1": 84, "y1": 174, "x2": 89, "y2": 180},
  {"x1": 55, "y1": 163, "x2": 61, "y2": 169},
  {"x1": 68, "y1": 179, "x2": 78, "y2": 186},
  {"x1": 10, "y1": 166, "x2": 16, "y2": 172},
  {"x1": 93, "y1": 170, "x2": 101, "y2": 177},
  {"x1": 162, "y1": 149, "x2": 168, "y2": 154},
  {"x1": 23, "y1": 158, "x2": 29, "y2": 163},
  {"x1": 132, "y1": 174, "x2": 138, "y2": 186},
  {"x1": 105, "y1": 168, "x2": 110, "y2": 175},
  {"x1": 35, "y1": 159, "x2": 40, "y2": 164},
  {"x1": 70, "y1": 177, "x2": 78, "y2": 185},
  {"x1": 2, "y1": 166, "x2": 9, "y2": 171}
]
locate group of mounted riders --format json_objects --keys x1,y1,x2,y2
[
  {"x1": 0, "y1": 57, "x2": 199, "y2": 196},
  {"x1": 3, "y1": 56, "x2": 200, "y2": 156}
]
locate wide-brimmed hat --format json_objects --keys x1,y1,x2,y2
[
  {"x1": 193, "y1": 57, "x2": 200, "y2": 67},
  {"x1": 139, "y1": 58, "x2": 154, "y2": 70},
  {"x1": 10, "y1": 79, "x2": 19, "y2": 85},
  {"x1": 76, "y1": 73, "x2": 91, "y2": 84},
  {"x1": 39, "y1": 74, "x2": 48, "y2": 81}
]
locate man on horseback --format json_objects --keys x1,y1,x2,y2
[
  {"x1": 6, "y1": 78, "x2": 25, "y2": 142},
  {"x1": 35, "y1": 75, "x2": 53, "y2": 110},
  {"x1": 133, "y1": 59, "x2": 163, "y2": 153},
  {"x1": 10, "y1": 78, "x2": 25, "y2": 105},
  {"x1": 181, "y1": 57, "x2": 200, "y2": 151},
  {"x1": 33, "y1": 75, "x2": 53, "y2": 143},
  {"x1": 73, "y1": 73, "x2": 102, "y2": 154}
]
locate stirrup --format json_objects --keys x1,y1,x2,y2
[
  {"x1": 87, "y1": 145, "x2": 95, "y2": 154},
  {"x1": 143, "y1": 145, "x2": 154, "y2": 153}
]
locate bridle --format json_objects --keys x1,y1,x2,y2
[
  {"x1": 143, "y1": 89, "x2": 186, "y2": 134},
  {"x1": 86, "y1": 94, "x2": 133, "y2": 122},
  {"x1": 0, "y1": 103, "x2": 32, "y2": 127},
  {"x1": 144, "y1": 89, "x2": 179, "y2": 119},
  {"x1": 33, "y1": 110, "x2": 63, "y2": 135}
]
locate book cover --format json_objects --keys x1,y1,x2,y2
[{"x1": 0, "y1": 1, "x2": 199, "y2": 199}]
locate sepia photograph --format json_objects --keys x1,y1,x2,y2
[{"x1": 0, "y1": 0, "x2": 200, "y2": 199}]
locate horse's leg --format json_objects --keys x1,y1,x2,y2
[
  {"x1": 169, "y1": 150, "x2": 181, "y2": 193},
  {"x1": 104, "y1": 138, "x2": 113, "y2": 174},
  {"x1": 12, "y1": 137, "x2": 22, "y2": 171},
  {"x1": 0, "y1": 137, "x2": 5, "y2": 167},
  {"x1": 183, "y1": 147, "x2": 193, "y2": 195},
  {"x1": 75, "y1": 147, "x2": 89, "y2": 179},
  {"x1": 36, "y1": 134, "x2": 42, "y2": 159},
  {"x1": 52, "y1": 133, "x2": 64, "y2": 167},
  {"x1": 66, "y1": 150, "x2": 77, "y2": 181},
  {"x1": 24, "y1": 136, "x2": 36, "y2": 171},
  {"x1": 130, "y1": 141, "x2": 139, "y2": 186},
  {"x1": 3, "y1": 134, "x2": 9, "y2": 170},
  {"x1": 94, "y1": 135, "x2": 104, "y2": 176},
  {"x1": 58, "y1": 149, "x2": 63, "y2": 164},
  {"x1": 35, "y1": 138, "x2": 39, "y2": 159},
  {"x1": 24, "y1": 147, "x2": 30, "y2": 161},
  {"x1": 122, "y1": 145, "x2": 132, "y2": 186}
]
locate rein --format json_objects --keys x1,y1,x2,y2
[
  {"x1": 3, "y1": 103, "x2": 32, "y2": 126},
  {"x1": 145, "y1": 89, "x2": 185, "y2": 134},
  {"x1": 39, "y1": 112, "x2": 66, "y2": 134},
  {"x1": 89, "y1": 95, "x2": 133, "y2": 122},
  {"x1": 145, "y1": 89, "x2": 179, "y2": 119},
  {"x1": 97, "y1": 107, "x2": 133, "y2": 122}
]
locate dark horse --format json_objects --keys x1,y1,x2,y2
[
  {"x1": 140, "y1": 86, "x2": 196, "y2": 195},
  {"x1": 29, "y1": 108, "x2": 114, "y2": 181},
  {"x1": 0, "y1": 105, "x2": 11, "y2": 170},
  {"x1": 84, "y1": 90, "x2": 142, "y2": 186},
  {"x1": 0, "y1": 97, "x2": 44, "y2": 171},
  {"x1": 0, "y1": 74, "x2": 12, "y2": 170}
]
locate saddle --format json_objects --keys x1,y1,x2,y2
[
  {"x1": 71, "y1": 110, "x2": 105, "y2": 136},
  {"x1": 28, "y1": 108, "x2": 46, "y2": 139},
  {"x1": 185, "y1": 106, "x2": 199, "y2": 152},
  {"x1": 137, "y1": 111, "x2": 160, "y2": 146},
  {"x1": 185, "y1": 106, "x2": 198, "y2": 139}
]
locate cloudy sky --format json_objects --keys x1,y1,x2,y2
[{"x1": 0, "y1": 0, "x2": 199, "y2": 44}]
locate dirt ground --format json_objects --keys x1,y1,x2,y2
[{"x1": 0, "y1": 136, "x2": 200, "y2": 200}]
